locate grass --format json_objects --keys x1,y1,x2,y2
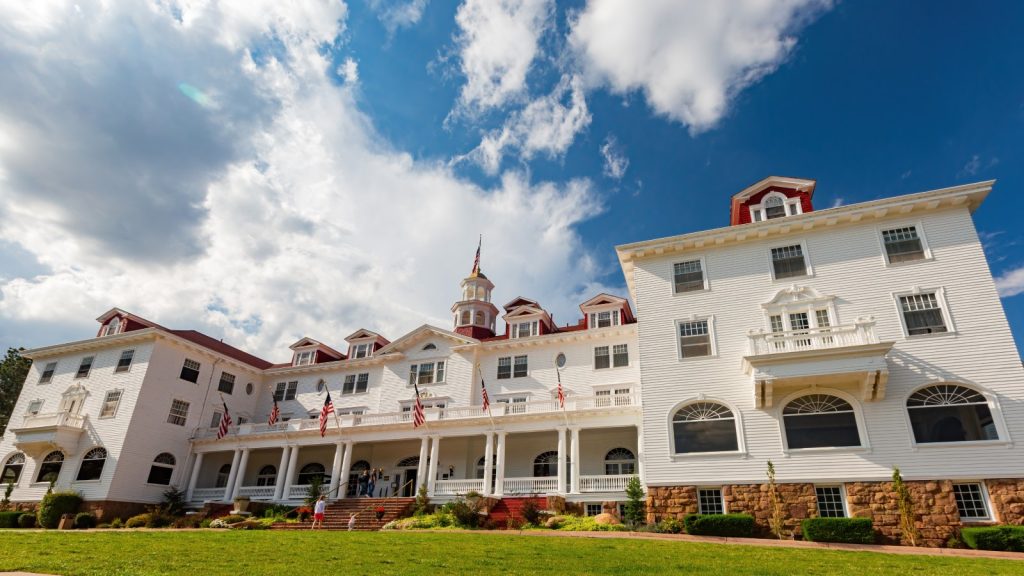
[{"x1": 0, "y1": 531, "x2": 1019, "y2": 575}]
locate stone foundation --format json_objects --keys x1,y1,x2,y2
[
  {"x1": 79, "y1": 500, "x2": 151, "y2": 521},
  {"x1": 985, "y1": 479, "x2": 1024, "y2": 525}
]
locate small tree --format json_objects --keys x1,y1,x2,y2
[
  {"x1": 303, "y1": 476, "x2": 324, "y2": 507},
  {"x1": 1, "y1": 480, "x2": 13, "y2": 511},
  {"x1": 624, "y1": 475, "x2": 646, "y2": 527},
  {"x1": 767, "y1": 460, "x2": 785, "y2": 539},
  {"x1": 892, "y1": 467, "x2": 919, "y2": 547},
  {"x1": 413, "y1": 483, "x2": 430, "y2": 516},
  {"x1": 161, "y1": 487, "x2": 186, "y2": 516}
]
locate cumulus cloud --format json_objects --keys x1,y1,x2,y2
[
  {"x1": 0, "y1": 0, "x2": 611, "y2": 360},
  {"x1": 368, "y1": 0, "x2": 429, "y2": 37},
  {"x1": 338, "y1": 57, "x2": 359, "y2": 84},
  {"x1": 600, "y1": 135, "x2": 629, "y2": 180},
  {"x1": 569, "y1": 0, "x2": 831, "y2": 132},
  {"x1": 995, "y1": 266, "x2": 1024, "y2": 298}
]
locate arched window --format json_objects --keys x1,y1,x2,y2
[
  {"x1": 297, "y1": 463, "x2": 325, "y2": 485},
  {"x1": 672, "y1": 402, "x2": 738, "y2": 454},
  {"x1": 147, "y1": 453, "x2": 176, "y2": 485},
  {"x1": 783, "y1": 394, "x2": 861, "y2": 449},
  {"x1": 215, "y1": 464, "x2": 232, "y2": 488},
  {"x1": 256, "y1": 465, "x2": 277, "y2": 487},
  {"x1": 533, "y1": 451, "x2": 558, "y2": 477},
  {"x1": 476, "y1": 455, "x2": 497, "y2": 482},
  {"x1": 104, "y1": 317, "x2": 121, "y2": 336},
  {"x1": 422, "y1": 343, "x2": 437, "y2": 351},
  {"x1": 2, "y1": 453, "x2": 25, "y2": 484},
  {"x1": 604, "y1": 448, "x2": 636, "y2": 475},
  {"x1": 350, "y1": 460, "x2": 370, "y2": 473},
  {"x1": 36, "y1": 451, "x2": 64, "y2": 483},
  {"x1": 460, "y1": 310, "x2": 471, "y2": 326},
  {"x1": 396, "y1": 456, "x2": 419, "y2": 468},
  {"x1": 907, "y1": 385, "x2": 998, "y2": 443},
  {"x1": 764, "y1": 194, "x2": 786, "y2": 219},
  {"x1": 76, "y1": 447, "x2": 107, "y2": 481},
  {"x1": 474, "y1": 311, "x2": 485, "y2": 325}
]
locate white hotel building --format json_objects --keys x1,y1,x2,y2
[{"x1": 1, "y1": 177, "x2": 1022, "y2": 542}]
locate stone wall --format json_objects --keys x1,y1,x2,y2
[
  {"x1": 845, "y1": 480, "x2": 959, "y2": 547},
  {"x1": 645, "y1": 485, "x2": 697, "y2": 524},
  {"x1": 985, "y1": 479, "x2": 1024, "y2": 525},
  {"x1": 724, "y1": 483, "x2": 817, "y2": 538}
]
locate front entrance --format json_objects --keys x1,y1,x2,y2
[
  {"x1": 347, "y1": 460, "x2": 370, "y2": 497},
  {"x1": 402, "y1": 468, "x2": 418, "y2": 497},
  {"x1": 396, "y1": 455, "x2": 420, "y2": 497}
]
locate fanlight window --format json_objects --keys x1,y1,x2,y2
[
  {"x1": 147, "y1": 453, "x2": 176, "y2": 485},
  {"x1": 396, "y1": 456, "x2": 420, "y2": 468},
  {"x1": 215, "y1": 464, "x2": 232, "y2": 488},
  {"x1": 297, "y1": 463, "x2": 326, "y2": 486},
  {"x1": 2, "y1": 453, "x2": 25, "y2": 484},
  {"x1": 672, "y1": 402, "x2": 738, "y2": 454},
  {"x1": 36, "y1": 451, "x2": 64, "y2": 483},
  {"x1": 533, "y1": 451, "x2": 558, "y2": 477},
  {"x1": 256, "y1": 465, "x2": 277, "y2": 487},
  {"x1": 604, "y1": 448, "x2": 636, "y2": 475},
  {"x1": 782, "y1": 394, "x2": 861, "y2": 449},
  {"x1": 76, "y1": 447, "x2": 107, "y2": 481},
  {"x1": 907, "y1": 385, "x2": 998, "y2": 443}
]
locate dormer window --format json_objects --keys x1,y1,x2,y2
[
  {"x1": 294, "y1": 350, "x2": 314, "y2": 366},
  {"x1": 750, "y1": 193, "x2": 802, "y2": 222},
  {"x1": 101, "y1": 317, "x2": 121, "y2": 337},
  {"x1": 589, "y1": 311, "x2": 620, "y2": 329},
  {"x1": 351, "y1": 343, "x2": 371, "y2": 359},
  {"x1": 511, "y1": 321, "x2": 538, "y2": 338}
]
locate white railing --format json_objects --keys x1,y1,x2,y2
[
  {"x1": 503, "y1": 477, "x2": 557, "y2": 494},
  {"x1": 747, "y1": 320, "x2": 877, "y2": 356},
  {"x1": 287, "y1": 484, "x2": 311, "y2": 500},
  {"x1": 237, "y1": 486, "x2": 276, "y2": 500},
  {"x1": 19, "y1": 411, "x2": 86, "y2": 430},
  {"x1": 433, "y1": 479, "x2": 485, "y2": 496},
  {"x1": 191, "y1": 487, "x2": 227, "y2": 502},
  {"x1": 578, "y1": 475, "x2": 633, "y2": 493}
]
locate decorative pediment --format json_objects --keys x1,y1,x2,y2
[
  {"x1": 579, "y1": 293, "x2": 627, "y2": 309},
  {"x1": 62, "y1": 383, "x2": 88, "y2": 398},
  {"x1": 731, "y1": 176, "x2": 816, "y2": 203},
  {"x1": 344, "y1": 329, "x2": 388, "y2": 345},
  {"x1": 762, "y1": 285, "x2": 834, "y2": 309},
  {"x1": 502, "y1": 296, "x2": 539, "y2": 312},
  {"x1": 376, "y1": 324, "x2": 478, "y2": 355},
  {"x1": 504, "y1": 305, "x2": 547, "y2": 319},
  {"x1": 288, "y1": 337, "x2": 322, "y2": 350}
]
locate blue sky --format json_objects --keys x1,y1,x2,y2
[{"x1": 0, "y1": 1, "x2": 1021, "y2": 360}]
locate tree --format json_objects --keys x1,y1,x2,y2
[
  {"x1": 892, "y1": 467, "x2": 919, "y2": 546},
  {"x1": 624, "y1": 475, "x2": 646, "y2": 527},
  {"x1": 0, "y1": 348, "x2": 32, "y2": 436},
  {"x1": 766, "y1": 460, "x2": 786, "y2": 539}
]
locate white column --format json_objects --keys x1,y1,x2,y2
[
  {"x1": 230, "y1": 448, "x2": 250, "y2": 501},
  {"x1": 223, "y1": 449, "x2": 242, "y2": 502},
  {"x1": 338, "y1": 441, "x2": 354, "y2": 499},
  {"x1": 636, "y1": 424, "x2": 645, "y2": 485},
  {"x1": 557, "y1": 427, "x2": 567, "y2": 494},
  {"x1": 427, "y1": 436, "x2": 441, "y2": 496},
  {"x1": 481, "y1": 432, "x2": 494, "y2": 496},
  {"x1": 570, "y1": 427, "x2": 581, "y2": 494},
  {"x1": 185, "y1": 452, "x2": 204, "y2": 502},
  {"x1": 283, "y1": 444, "x2": 300, "y2": 499},
  {"x1": 416, "y1": 437, "x2": 429, "y2": 493},
  {"x1": 494, "y1": 431, "x2": 507, "y2": 497},
  {"x1": 273, "y1": 446, "x2": 290, "y2": 501},
  {"x1": 329, "y1": 442, "x2": 345, "y2": 499}
]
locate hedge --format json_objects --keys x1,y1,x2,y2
[
  {"x1": 17, "y1": 513, "x2": 36, "y2": 528},
  {"x1": 74, "y1": 512, "x2": 97, "y2": 529},
  {"x1": 0, "y1": 511, "x2": 23, "y2": 528},
  {"x1": 683, "y1": 514, "x2": 755, "y2": 537},
  {"x1": 37, "y1": 491, "x2": 82, "y2": 529},
  {"x1": 961, "y1": 526, "x2": 1024, "y2": 552},
  {"x1": 801, "y1": 517, "x2": 875, "y2": 544}
]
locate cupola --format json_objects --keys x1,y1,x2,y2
[
  {"x1": 730, "y1": 176, "x2": 816, "y2": 226},
  {"x1": 452, "y1": 240, "x2": 499, "y2": 339}
]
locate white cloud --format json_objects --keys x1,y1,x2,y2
[
  {"x1": 369, "y1": 0, "x2": 429, "y2": 36},
  {"x1": 0, "y1": 0, "x2": 612, "y2": 360},
  {"x1": 995, "y1": 266, "x2": 1024, "y2": 298},
  {"x1": 451, "y1": 0, "x2": 554, "y2": 115},
  {"x1": 830, "y1": 197, "x2": 843, "y2": 208},
  {"x1": 569, "y1": 0, "x2": 831, "y2": 132},
  {"x1": 463, "y1": 74, "x2": 590, "y2": 174},
  {"x1": 600, "y1": 135, "x2": 628, "y2": 180},
  {"x1": 959, "y1": 154, "x2": 999, "y2": 178},
  {"x1": 338, "y1": 57, "x2": 359, "y2": 84}
]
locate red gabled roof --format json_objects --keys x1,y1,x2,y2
[{"x1": 167, "y1": 330, "x2": 273, "y2": 370}]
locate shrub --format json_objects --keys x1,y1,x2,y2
[
  {"x1": 446, "y1": 499, "x2": 480, "y2": 528},
  {"x1": 125, "y1": 514, "x2": 150, "y2": 528},
  {"x1": 655, "y1": 517, "x2": 684, "y2": 534},
  {"x1": 295, "y1": 507, "x2": 312, "y2": 522},
  {"x1": 961, "y1": 526, "x2": 1024, "y2": 552},
  {"x1": 37, "y1": 491, "x2": 83, "y2": 529},
  {"x1": 74, "y1": 512, "x2": 97, "y2": 529},
  {"x1": 263, "y1": 504, "x2": 291, "y2": 520},
  {"x1": 110, "y1": 518, "x2": 123, "y2": 529},
  {"x1": 171, "y1": 516, "x2": 202, "y2": 529},
  {"x1": 17, "y1": 513, "x2": 36, "y2": 528},
  {"x1": 555, "y1": 515, "x2": 628, "y2": 532},
  {"x1": 413, "y1": 483, "x2": 430, "y2": 516},
  {"x1": 766, "y1": 460, "x2": 785, "y2": 539},
  {"x1": 801, "y1": 517, "x2": 875, "y2": 544},
  {"x1": 199, "y1": 518, "x2": 213, "y2": 528},
  {"x1": 0, "y1": 511, "x2": 23, "y2": 528},
  {"x1": 220, "y1": 514, "x2": 246, "y2": 525},
  {"x1": 892, "y1": 467, "x2": 919, "y2": 546},
  {"x1": 624, "y1": 476, "x2": 646, "y2": 527},
  {"x1": 520, "y1": 499, "x2": 543, "y2": 526},
  {"x1": 303, "y1": 477, "x2": 324, "y2": 507},
  {"x1": 683, "y1": 514, "x2": 755, "y2": 537},
  {"x1": 161, "y1": 487, "x2": 186, "y2": 516}
]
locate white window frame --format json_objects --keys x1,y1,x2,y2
[
  {"x1": 180, "y1": 358, "x2": 201, "y2": 383},
  {"x1": 672, "y1": 256, "x2": 710, "y2": 294},
  {"x1": 675, "y1": 315, "x2": 717, "y2": 360},
  {"x1": 749, "y1": 192, "x2": 803, "y2": 222},
  {"x1": 594, "y1": 344, "x2": 630, "y2": 370},
  {"x1": 342, "y1": 373, "x2": 370, "y2": 395},
  {"x1": 39, "y1": 361, "x2": 57, "y2": 384},
  {"x1": 166, "y1": 399, "x2": 190, "y2": 426},
  {"x1": 274, "y1": 381, "x2": 298, "y2": 401},
  {"x1": 877, "y1": 221, "x2": 933, "y2": 267},
  {"x1": 668, "y1": 398, "x2": 747, "y2": 458},
  {"x1": 902, "y1": 383, "x2": 1010, "y2": 449},
  {"x1": 767, "y1": 240, "x2": 813, "y2": 281},
  {"x1": 891, "y1": 287, "x2": 956, "y2": 338},
  {"x1": 951, "y1": 481, "x2": 993, "y2": 522},
  {"x1": 697, "y1": 487, "x2": 727, "y2": 515},
  {"x1": 115, "y1": 349, "x2": 135, "y2": 373},
  {"x1": 587, "y1": 308, "x2": 622, "y2": 329},
  {"x1": 814, "y1": 485, "x2": 848, "y2": 518},
  {"x1": 217, "y1": 371, "x2": 236, "y2": 395},
  {"x1": 511, "y1": 320, "x2": 539, "y2": 339},
  {"x1": 75, "y1": 356, "x2": 94, "y2": 379},
  {"x1": 293, "y1": 349, "x2": 315, "y2": 366},
  {"x1": 777, "y1": 388, "x2": 871, "y2": 454},
  {"x1": 408, "y1": 360, "x2": 446, "y2": 386},
  {"x1": 495, "y1": 393, "x2": 530, "y2": 414},
  {"x1": 99, "y1": 389, "x2": 123, "y2": 419},
  {"x1": 26, "y1": 399, "x2": 44, "y2": 415},
  {"x1": 350, "y1": 342, "x2": 372, "y2": 359}
]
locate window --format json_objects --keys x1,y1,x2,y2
[
  {"x1": 422, "y1": 343, "x2": 437, "y2": 351},
  {"x1": 770, "y1": 245, "x2": 808, "y2": 279},
  {"x1": 674, "y1": 260, "x2": 705, "y2": 293},
  {"x1": 316, "y1": 379, "x2": 326, "y2": 393},
  {"x1": 26, "y1": 399, "x2": 44, "y2": 415},
  {"x1": 783, "y1": 394, "x2": 861, "y2": 449},
  {"x1": 76, "y1": 447, "x2": 107, "y2": 481},
  {"x1": 555, "y1": 353, "x2": 566, "y2": 368},
  {"x1": 589, "y1": 310, "x2": 621, "y2": 328},
  {"x1": 612, "y1": 345, "x2": 629, "y2": 367},
  {"x1": 100, "y1": 317, "x2": 121, "y2": 336},
  {"x1": 678, "y1": 320, "x2": 712, "y2": 358},
  {"x1": 210, "y1": 411, "x2": 223, "y2": 428},
  {"x1": 513, "y1": 355, "x2": 528, "y2": 378},
  {"x1": 409, "y1": 361, "x2": 445, "y2": 385},
  {"x1": 882, "y1": 226, "x2": 926, "y2": 264},
  {"x1": 907, "y1": 385, "x2": 998, "y2": 443},
  {"x1": 343, "y1": 373, "x2": 369, "y2": 394},
  {"x1": 115, "y1": 350, "x2": 134, "y2": 373},
  {"x1": 245, "y1": 382, "x2": 254, "y2": 395},
  {"x1": 751, "y1": 193, "x2": 802, "y2": 222},
  {"x1": 217, "y1": 372, "x2": 236, "y2": 395},
  {"x1": 256, "y1": 465, "x2": 277, "y2": 487},
  {"x1": 351, "y1": 343, "x2": 371, "y2": 359},
  {"x1": 99, "y1": 390, "x2": 122, "y2": 418},
  {"x1": 952, "y1": 483, "x2": 991, "y2": 520},
  {"x1": 497, "y1": 357, "x2": 512, "y2": 379},
  {"x1": 698, "y1": 488, "x2": 724, "y2": 514},
  {"x1": 147, "y1": 453, "x2": 175, "y2": 485},
  {"x1": 604, "y1": 448, "x2": 636, "y2": 475},
  {"x1": 815, "y1": 486, "x2": 846, "y2": 518},
  {"x1": 512, "y1": 321, "x2": 538, "y2": 338},
  {"x1": 39, "y1": 362, "x2": 57, "y2": 384},
  {"x1": 294, "y1": 350, "x2": 314, "y2": 366},
  {"x1": 297, "y1": 463, "x2": 326, "y2": 485},
  {"x1": 1, "y1": 453, "x2": 25, "y2": 484},
  {"x1": 274, "y1": 381, "x2": 298, "y2": 401},
  {"x1": 672, "y1": 402, "x2": 738, "y2": 454},
  {"x1": 585, "y1": 503, "x2": 603, "y2": 516},
  {"x1": 179, "y1": 359, "x2": 200, "y2": 383},
  {"x1": 166, "y1": 399, "x2": 189, "y2": 426},
  {"x1": 215, "y1": 464, "x2": 232, "y2": 488},
  {"x1": 764, "y1": 195, "x2": 787, "y2": 219},
  {"x1": 36, "y1": 451, "x2": 64, "y2": 483},
  {"x1": 460, "y1": 310, "x2": 471, "y2": 326},
  {"x1": 75, "y1": 356, "x2": 94, "y2": 379},
  {"x1": 594, "y1": 345, "x2": 628, "y2": 370},
  {"x1": 899, "y1": 293, "x2": 948, "y2": 336},
  {"x1": 533, "y1": 451, "x2": 558, "y2": 477},
  {"x1": 594, "y1": 346, "x2": 610, "y2": 370}
]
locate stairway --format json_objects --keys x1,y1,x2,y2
[
  {"x1": 487, "y1": 497, "x2": 546, "y2": 528},
  {"x1": 272, "y1": 498, "x2": 414, "y2": 531}
]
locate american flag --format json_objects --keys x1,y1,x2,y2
[
  {"x1": 217, "y1": 401, "x2": 233, "y2": 440},
  {"x1": 481, "y1": 377, "x2": 490, "y2": 413},
  {"x1": 556, "y1": 369, "x2": 565, "y2": 409},
  {"x1": 412, "y1": 383, "x2": 426, "y2": 428},
  {"x1": 471, "y1": 235, "x2": 481, "y2": 275},
  {"x1": 319, "y1": 391, "x2": 335, "y2": 437},
  {"x1": 268, "y1": 398, "x2": 280, "y2": 426}
]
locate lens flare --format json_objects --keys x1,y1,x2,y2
[{"x1": 177, "y1": 82, "x2": 214, "y2": 109}]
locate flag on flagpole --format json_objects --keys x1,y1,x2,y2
[
  {"x1": 556, "y1": 368, "x2": 565, "y2": 409},
  {"x1": 268, "y1": 398, "x2": 280, "y2": 426},
  {"x1": 217, "y1": 401, "x2": 233, "y2": 440},
  {"x1": 319, "y1": 391, "x2": 335, "y2": 437},
  {"x1": 412, "y1": 382, "x2": 426, "y2": 428},
  {"x1": 481, "y1": 377, "x2": 490, "y2": 413},
  {"x1": 471, "y1": 235, "x2": 481, "y2": 275}
]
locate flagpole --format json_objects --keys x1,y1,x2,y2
[
  {"x1": 477, "y1": 364, "x2": 496, "y2": 430},
  {"x1": 556, "y1": 368, "x2": 569, "y2": 428},
  {"x1": 329, "y1": 380, "x2": 343, "y2": 433}
]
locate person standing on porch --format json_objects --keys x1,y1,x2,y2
[
  {"x1": 367, "y1": 468, "x2": 377, "y2": 498},
  {"x1": 311, "y1": 495, "x2": 327, "y2": 530},
  {"x1": 358, "y1": 470, "x2": 370, "y2": 497}
]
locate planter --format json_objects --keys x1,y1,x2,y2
[
  {"x1": 375, "y1": 510, "x2": 385, "y2": 520},
  {"x1": 233, "y1": 497, "x2": 251, "y2": 513}
]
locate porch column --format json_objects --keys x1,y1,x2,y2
[
  {"x1": 329, "y1": 442, "x2": 345, "y2": 499},
  {"x1": 570, "y1": 427, "x2": 581, "y2": 494},
  {"x1": 416, "y1": 437, "x2": 429, "y2": 492},
  {"x1": 557, "y1": 427, "x2": 567, "y2": 494},
  {"x1": 494, "y1": 431, "x2": 507, "y2": 497},
  {"x1": 427, "y1": 436, "x2": 441, "y2": 496},
  {"x1": 338, "y1": 441, "x2": 354, "y2": 499},
  {"x1": 185, "y1": 452, "x2": 204, "y2": 502},
  {"x1": 482, "y1": 432, "x2": 494, "y2": 496},
  {"x1": 636, "y1": 424, "x2": 645, "y2": 484},
  {"x1": 230, "y1": 448, "x2": 250, "y2": 501},
  {"x1": 273, "y1": 446, "x2": 291, "y2": 501},
  {"x1": 283, "y1": 444, "x2": 301, "y2": 499},
  {"x1": 223, "y1": 449, "x2": 242, "y2": 502}
]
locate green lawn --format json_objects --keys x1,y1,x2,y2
[{"x1": 0, "y1": 531, "x2": 1018, "y2": 575}]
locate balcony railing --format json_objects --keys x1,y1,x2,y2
[
  {"x1": 433, "y1": 479, "x2": 484, "y2": 496},
  {"x1": 288, "y1": 484, "x2": 312, "y2": 500},
  {"x1": 18, "y1": 411, "x2": 86, "y2": 430},
  {"x1": 191, "y1": 487, "x2": 227, "y2": 502},
  {"x1": 237, "y1": 486, "x2": 276, "y2": 500},
  {"x1": 503, "y1": 477, "x2": 557, "y2": 494},
  {"x1": 578, "y1": 474, "x2": 633, "y2": 493},
  {"x1": 747, "y1": 320, "x2": 878, "y2": 356}
]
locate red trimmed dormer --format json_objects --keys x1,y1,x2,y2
[
  {"x1": 579, "y1": 294, "x2": 635, "y2": 329},
  {"x1": 502, "y1": 298, "x2": 555, "y2": 339},
  {"x1": 288, "y1": 337, "x2": 346, "y2": 366},
  {"x1": 344, "y1": 329, "x2": 390, "y2": 359},
  {"x1": 730, "y1": 176, "x2": 816, "y2": 226},
  {"x1": 95, "y1": 308, "x2": 157, "y2": 337}
]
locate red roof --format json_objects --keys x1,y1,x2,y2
[{"x1": 167, "y1": 330, "x2": 273, "y2": 370}]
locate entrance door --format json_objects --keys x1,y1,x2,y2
[{"x1": 402, "y1": 468, "x2": 417, "y2": 497}]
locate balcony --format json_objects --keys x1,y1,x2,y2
[
  {"x1": 9, "y1": 412, "x2": 87, "y2": 453},
  {"x1": 743, "y1": 319, "x2": 894, "y2": 408}
]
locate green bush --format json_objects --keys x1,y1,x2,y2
[
  {"x1": 17, "y1": 513, "x2": 36, "y2": 528},
  {"x1": 74, "y1": 512, "x2": 97, "y2": 529},
  {"x1": 555, "y1": 515, "x2": 627, "y2": 532},
  {"x1": 220, "y1": 514, "x2": 246, "y2": 525},
  {"x1": 683, "y1": 514, "x2": 755, "y2": 537},
  {"x1": 655, "y1": 517, "x2": 684, "y2": 534},
  {"x1": 445, "y1": 499, "x2": 480, "y2": 528},
  {"x1": 961, "y1": 526, "x2": 1024, "y2": 552},
  {"x1": 125, "y1": 514, "x2": 150, "y2": 528},
  {"x1": 801, "y1": 517, "x2": 875, "y2": 544},
  {"x1": 0, "y1": 511, "x2": 23, "y2": 528},
  {"x1": 37, "y1": 491, "x2": 82, "y2": 529},
  {"x1": 109, "y1": 518, "x2": 123, "y2": 529},
  {"x1": 519, "y1": 500, "x2": 543, "y2": 526},
  {"x1": 199, "y1": 518, "x2": 213, "y2": 528}
]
